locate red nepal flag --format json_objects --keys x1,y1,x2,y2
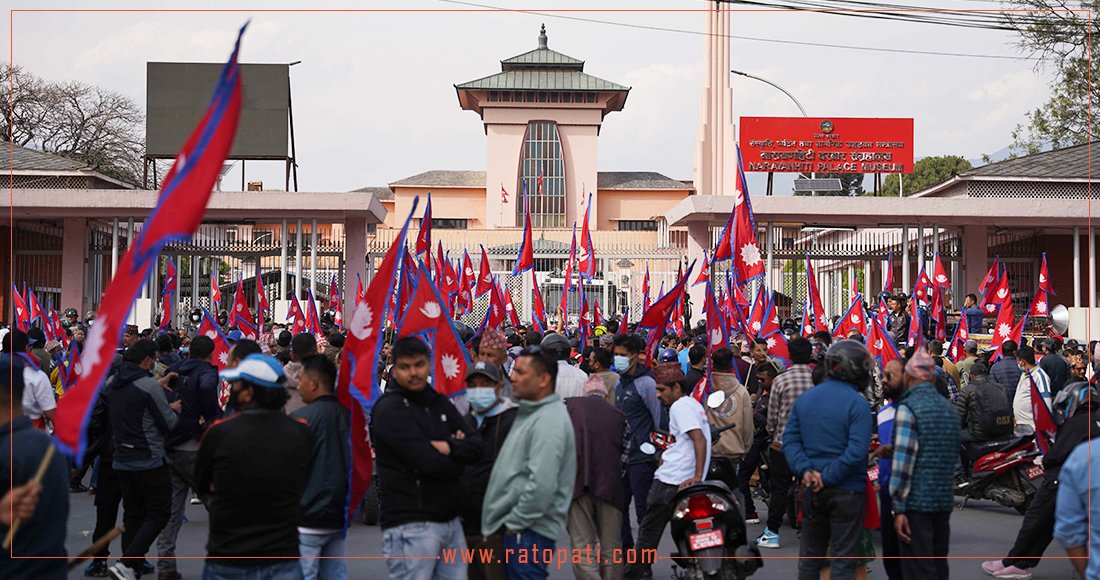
[
  {"x1": 867, "y1": 315, "x2": 901, "y2": 368},
  {"x1": 26, "y1": 287, "x2": 45, "y2": 325},
  {"x1": 1029, "y1": 373, "x2": 1056, "y2": 454},
  {"x1": 197, "y1": 308, "x2": 232, "y2": 370},
  {"x1": 337, "y1": 201, "x2": 416, "y2": 529},
  {"x1": 476, "y1": 245, "x2": 494, "y2": 298},
  {"x1": 990, "y1": 302, "x2": 1020, "y2": 355},
  {"x1": 356, "y1": 273, "x2": 366, "y2": 307},
  {"x1": 463, "y1": 249, "x2": 477, "y2": 292},
  {"x1": 637, "y1": 260, "x2": 695, "y2": 330},
  {"x1": 485, "y1": 278, "x2": 507, "y2": 329},
  {"x1": 514, "y1": 179, "x2": 535, "y2": 276},
  {"x1": 501, "y1": 184, "x2": 509, "y2": 204},
  {"x1": 443, "y1": 258, "x2": 459, "y2": 297},
  {"x1": 693, "y1": 253, "x2": 710, "y2": 287},
  {"x1": 435, "y1": 242, "x2": 446, "y2": 285},
  {"x1": 328, "y1": 276, "x2": 339, "y2": 310},
  {"x1": 48, "y1": 310, "x2": 66, "y2": 347},
  {"x1": 806, "y1": 255, "x2": 829, "y2": 334},
  {"x1": 159, "y1": 292, "x2": 174, "y2": 331},
  {"x1": 163, "y1": 258, "x2": 178, "y2": 296},
  {"x1": 397, "y1": 261, "x2": 471, "y2": 397},
  {"x1": 52, "y1": 24, "x2": 244, "y2": 461},
  {"x1": 978, "y1": 257, "x2": 1001, "y2": 298},
  {"x1": 1028, "y1": 288, "x2": 1049, "y2": 317},
  {"x1": 1038, "y1": 252, "x2": 1055, "y2": 295},
  {"x1": 982, "y1": 271, "x2": 1012, "y2": 315},
  {"x1": 800, "y1": 301, "x2": 812, "y2": 339},
  {"x1": 457, "y1": 251, "x2": 474, "y2": 313},
  {"x1": 877, "y1": 298, "x2": 890, "y2": 328},
  {"x1": 332, "y1": 288, "x2": 344, "y2": 329},
  {"x1": 288, "y1": 295, "x2": 307, "y2": 335},
  {"x1": 593, "y1": 298, "x2": 602, "y2": 328},
  {"x1": 210, "y1": 271, "x2": 221, "y2": 305},
  {"x1": 231, "y1": 279, "x2": 251, "y2": 331},
  {"x1": 561, "y1": 225, "x2": 577, "y2": 315},
  {"x1": 882, "y1": 251, "x2": 894, "y2": 294},
  {"x1": 415, "y1": 192, "x2": 432, "y2": 256},
  {"x1": 11, "y1": 284, "x2": 30, "y2": 332},
  {"x1": 641, "y1": 264, "x2": 651, "y2": 312},
  {"x1": 932, "y1": 253, "x2": 951, "y2": 289},
  {"x1": 256, "y1": 267, "x2": 269, "y2": 315},
  {"x1": 578, "y1": 193, "x2": 596, "y2": 279},
  {"x1": 504, "y1": 286, "x2": 521, "y2": 328},
  {"x1": 747, "y1": 285, "x2": 768, "y2": 337},
  {"x1": 713, "y1": 146, "x2": 765, "y2": 284},
  {"x1": 946, "y1": 316, "x2": 969, "y2": 363},
  {"x1": 913, "y1": 266, "x2": 932, "y2": 303},
  {"x1": 929, "y1": 285, "x2": 947, "y2": 342},
  {"x1": 536, "y1": 174, "x2": 543, "y2": 195},
  {"x1": 705, "y1": 281, "x2": 728, "y2": 353},
  {"x1": 59, "y1": 339, "x2": 81, "y2": 391},
  {"x1": 763, "y1": 332, "x2": 790, "y2": 366},
  {"x1": 908, "y1": 306, "x2": 924, "y2": 350},
  {"x1": 306, "y1": 288, "x2": 322, "y2": 335},
  {"x1": 758, "y1": 289, "x2": 782, "y2": 339},
  {"x1": 531, "y1": 271, "x2": 547, "y2": 327},
  {"x1": 578, "y1": 284, "x2": 591, "y2": 347}
]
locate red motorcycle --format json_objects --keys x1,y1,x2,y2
[{"x1": 955, "y1": 434, "x2": 1044, "y2": 513}]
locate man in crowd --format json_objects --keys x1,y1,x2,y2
[
  {"x1": 290, "y1": 354, "x2": 349, "y2": 580},
  {"x1": 476, "y1": 328, "x2": 514, "y2": 401},
  {"x1": 887, "y1": 293, "x2": 911, "y2": 348},
  {"x1": 283, "y1": 333, "x2": 319, "y2": 413},
  {"x1": 196, "y1": 354, "x2": 312, "y2": 579},
  {"x1": 874, "y1": 358, "x2": 905, "y2": 580},
  {"x1": 1, "y1": 330, "x2": 56, "y2": 429},
  {"x1": 683, "y1": 345, "x2": 706, "y2": 394},
  {"x1": 955, "y1": 340, "x2": 980, "y2": 387},
  {"x1": 928, "y1": 340, "x2": 960, "y2": 387},
  {"x1": 483, "y1": 346, "x2": 576, "y2": 580},
  {"x1": 984, "y1": 382, "x2": 1098, "y2": 579},
  {"x1": 961, "y1": 293, "x2": 985, "y2": 334},
  {"x1": 613, "y1": 333, "x2": 661, "y2": 551},
  {"x1": 1014, "y1": 345, "x2": 1052, "y2": 436},
  {"x1": 565, "y1": 370, "x2": 627, "y2": 580},
  {"x1": 782, "y1": 340, "x2": 873, "y2": 580},
  {"x1": 1038, "y1": 338, "x2": 1070, "y2": 397},
  {"x1": 745, "y1": 338, "x2": 782, "y2": 395},
  {"x1": 372, "y1": 337, "x2": 484, "y2": 579},
  {"x1": 157, "y1": 335, "x2": 222, "y2": 580},
  {"x1": 759, "y1": 337, "x2": 815, "y2": 549},
  {"x1": 991, "y1": 340, "x2": 1024, "y2": 402},
  {"x1": 542, "y1": 333, "x2": 588, "y2": 398},
  {"x1": 705, "y1": 348, "x2": 753, "y2": 507},
  {"x1": 1068, "y1": 352, "x2": 1090, "y2": 383},
  {"x1": 460, "y1": 361, "x2": 517, "y2": 580},
  {"x1": 954, "y1": 360, "x2": 1012, "y2": 444},
  {"x1": 624, "y1": 362, "x2": 710, "y2": 580},
  {"x1": 1054, "y1": 437, "x2": 1100, "y2": 580},
  {"x1": 0, "y1": 355, "x2": 69, "y2": 580},
  {"x1": 584, "y1": 348, "x2": 619, "y2": 402},
  {"x1": 104, "y1": 340, "x2": 181, "y2": 580},
  {"x1": 739, "y1": 364, "x2": 776, "y2": 524},
  {"x1": 677, "y1": 336, "x2": 692, "y2": 375},
  {"x1": 889, "y1": 349, "x2": 961, "y2": 580}
]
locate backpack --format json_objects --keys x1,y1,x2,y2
[{"x1": 972, "y1": 378, "x2": 1014, "y2": 437}]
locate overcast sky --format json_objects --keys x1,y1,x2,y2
[{"x1": 6, "y1": 0, "x2": 1054, "y2": 195}]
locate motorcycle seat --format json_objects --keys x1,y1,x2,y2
[{"x1": 962, "y1": 434, "x2": 1032, "y2": 461}]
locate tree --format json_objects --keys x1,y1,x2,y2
[
  {"x1": 791, "y1": 172, "x2": 865, "y2": 196},
  {"x1": 1, "y1": 63, "x2": 145, "y2": 185},
  {"x1": 1003, "y1": 0, "x2": 1099, "y2": 154},
  {"x1": 880, "y1": 155, "x2": 972, "y2": 197}
]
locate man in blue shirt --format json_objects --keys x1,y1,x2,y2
[
  {"x1": 873, "y1": 358, "x2": 905, "y2": 580},
  {"x1": 961, "y1": 293, "x2": 985, "y2": 335},
  {"x1": 1054, "y1": 438, "x2": 1099, "y2": 580},
  {"x1": 783, "y1": 340, "x2": 874, "y2": 580}
]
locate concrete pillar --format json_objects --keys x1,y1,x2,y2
[
  {"x1": 961, "y1": 225, "x2": 988, "y2": 297},
  {"x1": 901, "y1": 225, "x2": 910, "y2": 292},
  {"x1": 60, "y1": 218, "x2": 87, "y2": 314},
  {"x1": 111, "y1": 218, "x2": 120, "y2": 279},
  {"x1": 344, "y1": 217, "x2": 367, "y2": 316},
  {"x1": 765, "y1": 223, "x2": 775, "y2": 291},
  {"x1": 686, "y1": 221, "x2": 709, "y2": 326},
  {"x1": 295, "y1": 219, "x2": 303, "y2": 299},
  {"x1": 1090, "y1": 230, "x2": 1097, "y2": 308},
  {"x1": 863, "y1": 260, "x2": 872, "y2": 301},
  {"x1": 917, "y1": 224, "x2": 925, "y2": 277},
  {"x1": 1073, "y1": 226, "x2": 1081, "y2": 308},
  {"x1": 847, "y1": 264, "x2": 855, "y2": 303},
  {"x1": 281, "y1": 219, "x2": 289, "y2": 300},
  {"x1": 310, "y1": 219, "x2": 318, "y2": 301}
]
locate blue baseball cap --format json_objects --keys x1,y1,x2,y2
[
  {"x1": 219, "y1": 354, "x2": 286, "y2": 389},
  {"x1": 226, "y1": 330, "x2": 244, "y2": 342}
]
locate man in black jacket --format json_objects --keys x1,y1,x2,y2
[
  {"x1": 459, "y1": 360, "x2": 517, "y2": 580},
  {"x1": 1039, "y1": 338, "x2": 1070, "y2": 397},
  {"x1": 990, "y1": 340, "x2": 1024, "y2": 402},
  {"x1": 196, "y1": 353, "x2": 312, "y2": 579},
  {"x1": 155, "y1": 335, "x2": 221, "y2": 580},
  {"x1": 104, "y1": 340, "x2": 180, "y2": 580},
  {"x1": 371, "y1": 337, "x2": 485, "y2": 580},
  {"x1": 982, "y1": 382, "x2": 1099, "y2": 578},
  {"x1": 290, "y1": 354, "x2": 349, "y2": 580}
]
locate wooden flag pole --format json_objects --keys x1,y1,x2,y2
[
  {"x1": 2, "y1": 444, "x2": 56, "y2": 550},
  {"x1": 67, "y1": 527, "x2": 124, "y2": 570}
]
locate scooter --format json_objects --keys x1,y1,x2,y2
[
  {"x1": 638, "y1": 391, "x2": 762, "y2": 580},
  {"x1": 955, "y1": 433, "x2": 1044, "y2": 513}
]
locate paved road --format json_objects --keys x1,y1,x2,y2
[{"x1": 63, "y1": 490, "x2": 1077, "y2": 579}]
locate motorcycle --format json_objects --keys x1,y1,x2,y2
[
  {"x1": 638, "y1": 391, "x2": 762, "y2": 580},
  {"x1": 955, "y1": 433, "x2": 1044, "y2": 513}
]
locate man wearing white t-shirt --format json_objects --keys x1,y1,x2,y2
[
  {"x1": 1, "y1": 330, "x2": 55, "y2": 429},
  {"x1": 624, "y1": 362, "x2": 711, "y2": 579}
]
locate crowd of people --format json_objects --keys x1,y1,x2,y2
[{"x1": 1, "y1": 293, "x2": 1099, "y2": 580}]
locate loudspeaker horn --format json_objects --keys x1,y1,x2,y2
[{"x1": 1050, "y1": 304, "x2": 1070, "y2": 335}]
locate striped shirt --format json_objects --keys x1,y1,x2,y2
[
  {"x1": 766, "y1": 364, "x2": 814, "y2": 447},
  {"x1": 1014, "y1": 366, "x2": 1052, "y2": 430}
]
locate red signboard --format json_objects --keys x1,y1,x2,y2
[{"x1": 739, "y1": 117, "x2": 914, "y2": 174}]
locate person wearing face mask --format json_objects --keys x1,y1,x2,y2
[
  {"x1": 459, "y1": 361, "x2": 517, "y2": 580},
  {"x1": 476, "y1": 328, "x2": 515, "y2": 402},
  {"x1": 611, "y1": 333, "x2": 661, "y2": 553}
]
